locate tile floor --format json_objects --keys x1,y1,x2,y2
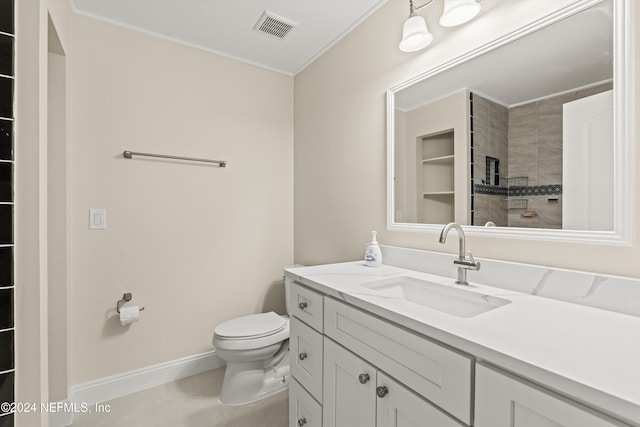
[{"x1": 71, "y1": 367, "x2": 289, "y2": 427}]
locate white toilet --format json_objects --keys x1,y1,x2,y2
[{"x1": 212, "y1": 277, "x2": 293, "y2": 405}]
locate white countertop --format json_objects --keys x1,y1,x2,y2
[{"x1": 284, "y1": 261, "x2": 640, "y2": 426}]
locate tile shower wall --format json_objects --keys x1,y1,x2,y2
[
  {"x1": 472, "y1": 83, "x2": 611, "y2": 229},
  {"x1": 507, "y1": 82, "x2": 611, "y2": 228},
  {"x1": 0, "y1": 0, "x2": 13, "y2": 426},
  {"x1": 470, "y1": 93, "x2": 508, "y2": 227}
]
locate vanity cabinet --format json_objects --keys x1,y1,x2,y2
[
  {"x1": 289, "y1": 282, "x2": 325, "y2": 427},
  {"x1": 289, "y1": 281, "x2": 471, "y2": 427},
  {"x1": 288, "y1": 280, "x2": 633, "y2": 427},
  {"x1": 475, "y1": 364, "x2": 629, "y2": 427},
  {"x1": 323, "y1": 337, "x2": 463, "y2": 427},
  {"x1": 323, "y1": 297, "x2": 472, "y2": 425}
]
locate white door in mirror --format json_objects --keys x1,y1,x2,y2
[{"x1": 563, "y1": 90, "x2": 613, "y2": 231}]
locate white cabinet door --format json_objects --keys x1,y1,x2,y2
[
  {"x1": 376, "y1": 371, "x2": 463, "y2": 427},
  {"x1": 475, "y1": 364, "x2": 629, "y2": 427},
  {"x1": 323, "y1": 338, "x2": 376, "y2": 427}
]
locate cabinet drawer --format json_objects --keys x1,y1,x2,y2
[
  {"x1": 290, "y1": 317, "x2": 324, "y2": 402},
  {"x1": 475, "y1": 363, "x2": 630, "y2": 427},
  {"x1": 290, "y1": 379, "x2": 322, "y2": 427},
  {"x1": 324, "y1": 298, "x2": 472, "y2": 425},
  {"x1": 291, "y1": 282, "x2": 324, "y2": 332}
]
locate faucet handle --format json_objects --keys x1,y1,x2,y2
[
  {"x1": 454, "y1": 251, "x2": 481, "y2": 271},
  {"x1": 466, "y1": 251, "x2": 481, "y2": 271}
]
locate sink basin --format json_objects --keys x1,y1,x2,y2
[{"x1": 360, "y1": 276, "x2": 510, "y2": 318}]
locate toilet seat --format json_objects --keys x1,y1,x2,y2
[
  {"x1": 213, "y1": 312, "x2": 289, "y2": 351},
  {"x1": 215, "y1": 312, "x2": 286, "y2": 339}
]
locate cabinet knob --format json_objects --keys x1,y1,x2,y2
[
  {"x1": 376, "y1": 386, "x2": 389, "y2": 398},
  {"x1": 298, "y1": 301, "x2": 308, "y2": 310},
  {"x1": 298, "y1": 352, "x2": 308, "y2": 361},
  {"x1": 358, "y1": 373, "x2": 370, "y2": 384},
  {"x1": 297, "y1": 417, "x2": 307, "y2": 426}
]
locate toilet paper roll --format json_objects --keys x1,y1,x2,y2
[{"x1": 119, "y1": 305, "x2": 140, "y2": 326}]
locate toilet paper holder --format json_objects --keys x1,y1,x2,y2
[{"x1": 116, "y1": 293, "x2": 145, "y2": 313}]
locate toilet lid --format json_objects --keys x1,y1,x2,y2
[{"x1": 214, "y1": 312, "x2": 287, "y2": 340}]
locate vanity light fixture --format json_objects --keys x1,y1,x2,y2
[
  {"x1": 399, "y1": 0, "x2": 481, "y2": 52},
  {"x1": 439, "y1": 0, "x2": 481, "y2": 27},
  {"x1": 399, "y1": 0, "x2": 434, "y2": 52}
]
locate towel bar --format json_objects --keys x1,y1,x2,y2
[{"x1": 123, "y1": 150, "x2": 227, "y2": 167}]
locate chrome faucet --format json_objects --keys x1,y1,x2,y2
[{"x1": 438, "y1": 222, "x2": 480, "y2": 285}]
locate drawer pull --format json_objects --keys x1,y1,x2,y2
[
  {"x1": 358, "y1": 373, "x2": 370, "y2": 384},
  {"x1": 376, "y1": 386, "x2": 388, "y2": 398},
  {"x1": 298, "y1": 301, "x2": 308, "y2": 310},
  {"x1": 298, "y1": 352, "x2": 308, "y2": 361},
  {"x1": 298, "y1": 417, "x2": 307, "y2": 426}
]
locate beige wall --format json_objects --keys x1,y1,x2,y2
[
  {"x1": 69, "y1": 16, "x2": 293, "y2": 384},
  {"x1": 293, "y1": 0, "x2": 640, "y2": 278},
  {"x1": 393, "y1": 109, "x2": 408, "y2": 221},
  {"x1": 15, "y1": 0, "x2": 73, "y2": 424},
  {"x1": 401, "y1": 90, "x2": 469, "y2": 224},
  {"x1": 47, "y1": 48, "x2": 68, "y2": 402},
  {"x1": 19, "y1": 0, "x2": 295, "y2": 402}
]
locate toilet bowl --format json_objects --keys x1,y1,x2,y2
[{"x1": 213, "y1": 311, "x2": 290, "y2": 405}]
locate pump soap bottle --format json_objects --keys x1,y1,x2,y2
[{"x1": 364, "y1": 231, "x2": 382, "y2": 267}]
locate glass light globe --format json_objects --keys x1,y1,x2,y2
[
  {"x1": 439, "y1": 0, "x2": 481, "y2": 27},
  {"x1": 399, "y1": 15, "x2": 434, "y2": 52}
]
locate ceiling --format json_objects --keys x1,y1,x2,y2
[
  {"x1": 70, "y1": 0, "x2": 613, "y2": 102},
  {"x1": 71, "y1": 0, "x2": 388, "y2": 76}
]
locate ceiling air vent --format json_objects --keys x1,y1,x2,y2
[{"x1": 253, "y1": 11, "x2": 298, "y2": 40}]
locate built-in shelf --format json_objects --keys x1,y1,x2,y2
[{"x1": 418, "y1": 131, "x2": 455, "y2": 224}]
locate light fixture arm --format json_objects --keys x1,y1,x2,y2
[
  {"x1": 410, "y1": 0, "x2": 482, "y2": 15},
  {"x1": 410, "y1": 0, "x2": 436, "y2": 14}
]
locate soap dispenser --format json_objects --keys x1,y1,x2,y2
[{"x1": 364, "y1": 231, "x2": 382, "y2": 267}]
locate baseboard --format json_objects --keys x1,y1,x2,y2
[
  {"x1": 70, "y1": 350, "x2": 224, "y2": 407},
  {"x1": 47, "y1": 351, "x2": 224, "y2": 426}
]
